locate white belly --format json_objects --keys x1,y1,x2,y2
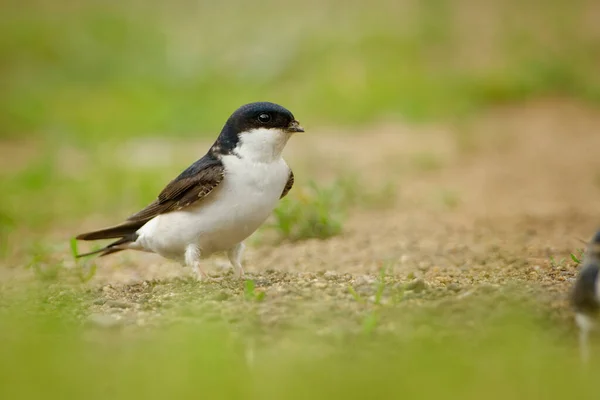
[{"x1": 136, "y1": 155, "x2": 289, "y2": 260}]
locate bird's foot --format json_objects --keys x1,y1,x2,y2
[
  {"x1": 193, "y1": 272, "x2": 225, "y2": 284},
  {"x1": 192, "y1": 264, "x2": 210, "y2": 282},
  {"x1": 227, "y1": 243, "x2": 246, "y2": 281},
  {"x1": 233, "y1": 267, "x2": 245, "y2": 280}
]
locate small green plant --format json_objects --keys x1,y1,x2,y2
[
  {"x1": 69, "y1": 237, "x2": 79, "y2": 259},
  {"x1": 348, "y1": 285, "x2": 379, "y2": 334},
  {"x1": 348, "y1": 285, "x2": 365, "y2": 304},
  {"x1": 25, "y1": 241, "x2": 61, "y2": 281},
  {"x1": 244, "y1": 279, "x2": 266, "y2": 302},
  {"x1": 271, "y1": 180, "x2": 345, "y2": 241},
  {"x1": 549, "y1": 255, "x2": 566, "y2": 269},
  {"x1": 29, "y1": 256, "x2": 62, "y2": 282},
  {"x1": 70, "y1": 238, "x2": 97, "y2": 283},
  {"x1": 549, "y1": 248, "x2": 585, "y2": 269},
  {"x1": 361, "y1": 313, "x2": 380, "y2": 335},
  {"x1": 373, "y1": 265, "x2": 388, "y2": 306},
  {"x1": 570, "y1": 248, "x2": 585, "y2": 266},
  {"x1": 271, "y1": 176, "x2": 396, "y2": 241},
  {"x1": 348, "y1": 265, "x2": 392, "y2": 335}
]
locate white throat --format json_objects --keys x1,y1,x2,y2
[{"x1": 234, "y1": 128, "x2": 292, "y2": 163}]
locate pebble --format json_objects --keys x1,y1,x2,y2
[
  {"x1": 106, "y1": 300, "x2": 132, "y2": 309},
  {"x1": 354, "y1": 275, "x2": 376, "y2": 286},
  {"x1": 406, "y1": 278, "x2": 428, "y2": 293},
  {"x1": 446, "y1": 283, "x2": 461, "y2": 292},
  {"x1": 324, "y1": 271, "x2": 338, "y2": 280}
]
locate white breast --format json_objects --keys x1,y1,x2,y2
[{"x1": 136, "y1": 154, "x2": 290, "y2": 260}]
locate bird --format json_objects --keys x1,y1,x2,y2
[
  {"x1": 570, "y1": 229, "x2": 600, "y2": 362},
  {"x1": 75, "y1": 102, "x2": 304, "y2": 280}
]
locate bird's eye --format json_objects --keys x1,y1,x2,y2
[{"x1": 258, "y1": 113, "x2": 271, "y2": 123}]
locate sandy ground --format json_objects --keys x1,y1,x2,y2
[
  {"x1": 73, "y1": 99, "x2": 600, "y2": 286},
  {"x1": 3, "y1": 99, "x2": 600, "y2": 331}
]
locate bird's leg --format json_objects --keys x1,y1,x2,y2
[
  {"x1": 227, "y1": 242, "x2": 246, "y2": 279},
  {"x1": 185, "y1": 244, "x2": 207, "y2": 281},
  {"x1": 576, "y1": 313, "x2": 593, "y2": 364}
]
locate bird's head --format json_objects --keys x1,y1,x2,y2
[{"x1": 215, "y1": 102, "x2": 304, "y2": 162}]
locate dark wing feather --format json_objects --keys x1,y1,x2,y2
[
  {"x1": 76, "y1": 155, "x2": 225, "y2": 243},
  {"x1": 280, "y1": 169, "x2": 294, "y2": 199},
  {"x1": 125, "y1": 157, "x2": 224, "y2": 223}
]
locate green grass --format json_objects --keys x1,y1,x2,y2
[
  {"x1": 549, "y1": 248, "x2": 585, "y2": 271},
  {"x1": 0, "y1": 282, "x2": 597, "y2": 400},
  {"x1": 271, "y1": 181, "x2": 346, "y2": 241},
  {"x1": 270, "y1": 176, "x2": 394, "y2": 241},
  {"x1": 1, "y1": 0, "x2": 599, "y2": 141}
]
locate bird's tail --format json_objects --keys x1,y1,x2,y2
[
  {"x1": 75, "y1": 221, "x2": 142, "y2": 258},
  {"x1": 75, "y1": 235, "x2": 138, "y2": 258},
  {"x1": 76, "y1": 220, "x2": 144, "y2": 241}
]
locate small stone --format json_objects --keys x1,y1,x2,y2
[
  {"x1": 106, "y1": 300, "x2": 132, "y2": 309},
  {"x1": 314, "y1": 282, "x2": 328, "y2": 289},
  {"x1": 446, "y1": 283, "x2": 461, "y2": 292},
  {"x1": 324, "y1": 271, "x2": 338, "y2": 280},
  {"x1": 406, "y1": 278, "x2": 428, "y2": 293},
  {"x1": 417, "y1": 262, "x2": 430, "y2": 272},
  {"x1": 93, "y1": 298, "x2": 106, "y2": 305},
  {"x1": 354, "y1": 275, "x2": 376, "y2": 286}
]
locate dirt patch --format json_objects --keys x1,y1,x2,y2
[
  {"x1": 76, "y1": 99, "x2": 600, "y2": 282},
  {"x1": 4, "y1": 99, "x2": 600, "y2": 330}
]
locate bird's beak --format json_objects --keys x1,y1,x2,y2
[{"x1": 286, "y1": 120, "x2": 305, "y2": 133}]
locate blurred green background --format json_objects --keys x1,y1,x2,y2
[
  {"x1": 2, "y1": 0, "x2": 599, "y2": 142},
  {"x1": 1, "y1": 0, "x2": 599, "y2": 242},
  {"x1": 2, "y1": 2, "x2": 600, "y2": 399}
]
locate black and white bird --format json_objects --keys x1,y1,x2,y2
[
  {"x1": 75, "y1": 102, "x2": 304, "y2": 280},
  {"x1": 570, "y1": 230, "x2": 600, "y2": 362}
]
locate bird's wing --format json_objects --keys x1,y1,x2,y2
[
  {"x1": 280, "y1": 169, "x2": 294, "y2": 199},
  {"x1": 126, "y1": 157, "x2": 225, "y2": 223},
  {"x1": 76, "y1": 155, "x2": 224, "y2": 241}
]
